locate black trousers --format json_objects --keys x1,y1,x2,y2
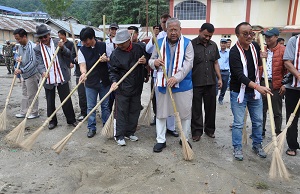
[
  {"x1": 115, "y1": 94, "x2": 141, "y2": 140},
  {"x1": 76, "y1": 77, "x2": 87, "y2": 117},
  {"x1": 285, "y1": 88, "x2": 300, "y2": 150},
  {"x1": 191, "y1": 85, "x2": 216, "y2": 136},
  {"x1": 261, "y1": 79, "x2": 283, "y2": 134},
  {"x1": 44, "y1": 83, "x2": 76, "y2": 125},
  {"x1": 151, "y1": 76, "x2": 156, "y2": 115}
]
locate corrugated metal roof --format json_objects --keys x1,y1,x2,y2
[
  {"x1": 0, "y1": 5, "x2": 23, "y2": 14},
  {"x1": 46, "y1": 19, "x2": 108, "y2": 38},
  {"x1": 0, "y1": 16, "x2": 57, "y2": 36}
]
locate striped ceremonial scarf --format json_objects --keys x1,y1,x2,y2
[
  {"x1": 236, "y1": 41, "x2": 261, "y2": 103},
  {"x1": 156, "y1": 35, "x2": 185, "y2": 88},
  {"x1": 40, "y1": 39, "x2": 64, "y2": 85},
  {"x1": 292, "y1": 36, "x2": 300, "y2": 87}
]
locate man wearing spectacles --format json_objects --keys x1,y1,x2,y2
[
  {"x1": 146, "y1": 13, "x2": 179, "y2": 138},
  {"x1": 229, "y1": 22, "x2": 272, "y2": 161},
  {"x1": 34, "y1": 24, "x2": 78, "y2": 130},
  {"x1": 260, "y1": 28, "x2": 286, "y2": 138}
]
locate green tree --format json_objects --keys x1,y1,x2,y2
[{"x1": 41, "y1": 0, "x2": 73, "y2": 19}]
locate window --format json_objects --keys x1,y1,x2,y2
[{"x1": 174, "y1": 0, "x2": 206, "y2": 20}]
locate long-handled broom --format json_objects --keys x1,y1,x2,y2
[
  {"x1": 258, "y1": 33, "x2": 289, "y2": 179},
  {"x1": 19, "y1": 54, "x2": 106, "y2": 150},
  {"x1": 264, "y1": 99, "x2": 300, "y2": 155},
  {"x1": 242, "y1": 107, "x2": 248, "y2": 144},
  {"x1": 151, "y1": 28, "x2": 194, "y2": 161},
  {"x1": 101, "y1": 102, "x2": 115, "y2": 138},
  {"x1": 0, "y1": 58, "x2": 22, "y2": 131},
  {"x1": 138, "y1": 84, "x2": 155, "y2": 126},
  {"x1": 69, "y1": 22, "x2": 78, "y2": 57},
  {"x1": 52, "y1": 56, "x2": 145, "y2": 154},
  {"x1": 5, "y1": 44, "x2": 61, "y2": 144}
]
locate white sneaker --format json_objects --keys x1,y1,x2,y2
[
  {"x1": 27, "y1": 114, "x2": 40, "y2": 119},
  {"x1": 15, "y1": 113, "x2": 25, "y2": 118},
  {"x1": 116, "y1": 139, "x2": 126, "y2": 146},
  {"x1": 125, "y1": 135, "x2": 138, "y2": 142}
]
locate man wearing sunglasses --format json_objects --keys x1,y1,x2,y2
[
  {"x1": 260, "y1": 28, "x2": 286, "y2": 138},
  {"x1": 229, "y1": 22, "x2": 272, "y2": 161},
  {"x1": 34, "y1": 24, "x2": 78, "y2": 130}
]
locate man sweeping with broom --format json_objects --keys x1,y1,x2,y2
[
  {"x1": 229, "y1": 22, "x2": 272, "y2": 161},
  {"x1": 109, "y1": 29, "x2": 147, "y2": 146},
  {"x1": 34, "y1": 24, "x2": 78, "y2": 130},
  {"x1": 149, "y1": 18, "x2": 194, "y2": 153}
]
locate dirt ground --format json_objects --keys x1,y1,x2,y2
[{"x1": 0, "y1": 65, "x2": 299, "y2": 194}]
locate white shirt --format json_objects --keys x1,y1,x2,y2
[
  {"x1": 146, "y1": 31, "x2": 167, "y2": 54},
  {"x1": 262, "y1": 48, "x2": 273, "y2": 79}
]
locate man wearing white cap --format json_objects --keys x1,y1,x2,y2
[{"x1": 109, "y1": 29, "x2": 147, "y2": 146}]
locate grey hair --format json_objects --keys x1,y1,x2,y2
[{"x1": 166, "y1": 17, "x2": 181, "y2": 28}]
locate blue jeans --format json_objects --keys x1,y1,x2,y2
[
  {"x1": 85, "y1": 83, "x2": 110, "y2": 131},
  {"x1": 230, "y1": 91, "x2": 263, "y2": 149}
]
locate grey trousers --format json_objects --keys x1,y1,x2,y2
[{"x1": 21, "y1": 73, "x2": 40, "y2": 115}]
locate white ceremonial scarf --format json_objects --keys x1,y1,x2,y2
[
  {"x1": 40, "y1": 39, "x2": 65, "y2": 85},
  {"x1": 292, "y1": 36, "x2": 300, "y2": 87},
  {"x1": 236, "y1": 41, "x2": 261, "y2": 103},
  {"x1": 156, "y1": 35, "x2": 185, "y2": 88}
]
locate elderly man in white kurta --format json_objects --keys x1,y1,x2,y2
[{"x1": 149, "y1": 18, "x2": 194, "y2": 153}]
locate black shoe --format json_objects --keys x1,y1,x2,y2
[
  {"x1": 7, "y1": 71, "x2": 11, "y2": 74},
  {"x1": 140, "y1": 105, "x2": 144, "y2": 110},
  {"x1": 150, "y1": 116, "x2": 156, "y2": 126},
  {"x1": 262, "y1": 131, "x2": 265, "y2": 138},
  {"x1": 153, "y1": 142, "x2": 166, "y2": 152},
  {"x1": 48, "y1": 123, "x2": 57, "y2": 130},
  {"x1": 166, "y1": 129, "x2": 179, "y2": 137},
  {"x1": 69, "y1": 121, "x2": 79, "y2": 127},
  {"x1": 87, "y1": 130, "x2": 96, "y2": 138},
  {"x1": 179, "y1": 140, "x2": 192, "y2": 149}
]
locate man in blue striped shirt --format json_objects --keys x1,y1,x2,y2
[
  {"x1": 13, "y1": 28, "x2": 40, "y2": 119},
  {"x1": 217, "y1": 38, "x2": 230, "y2": 105}
]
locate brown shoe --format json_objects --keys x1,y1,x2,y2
[
  {"x1": 205, "y1": 132, "x2": 215, "y2": 138},
  {"x1": 192, "y1": 135, "x2": 201, "y2": 142}
]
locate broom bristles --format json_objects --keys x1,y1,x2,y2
[
  {"x1": 101, "y1": 112, "x2": 114, "y2": 138},
  {"x1": 181, "y1": 137, "x2": 194, "y2": 161},
  {"x1": 19, "y1": 125, "x2": 45, "y2": 151},
  {"x1": 5, "y1": 119, "x2": 26, "y2": 144},
  {"x1": 264, "y1": 140, "x2": 274, "y2": 154},
  {"x1": 174, "y1": 112, "x2": 194, "y2": 161},
  {"x1": 269, "y1": 148, "x2": 290, "y2": 180},
  {"x1": 0, "y1": 107, "x2": 7, "y2": 131},
  {"x1": 138, "y1": 101, "x2": 152, "y2": 126},
  {"x1": 52, "y1": 133, "x2": 73, "y2": 154}
]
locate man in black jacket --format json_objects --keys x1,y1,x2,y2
[
  {"x1": 78, "y1": 27, "x2": 111, "y2": 138},
  {"x1": 109, "y1": 29, "x2": 147, "y2": 146}
]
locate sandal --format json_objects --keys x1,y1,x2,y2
[{"x1": 286, "y1": 148, "x2": 297, "y2": 156}]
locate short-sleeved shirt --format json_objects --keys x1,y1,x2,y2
[
  {"x1": 229, "y1": 41, "x2": 261, "y2": 93},
  {"x1": 191, "y1": 37, "x2": 220, "y2": 87},
  {"x1": 218, "y1": 49, "x2": 230, "y2": 70},
  {"x1": 283, "y1": 35, "x2": 300, "y2": 90}
]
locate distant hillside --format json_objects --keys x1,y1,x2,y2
[{"x1": 0, "y1": 0, "x2": 169, "y2": 27}]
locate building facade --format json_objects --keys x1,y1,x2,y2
[{"x1": 170, "y1": 0, "x2": 300, "y2": 44}]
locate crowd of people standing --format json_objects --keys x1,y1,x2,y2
[{"x1": 5, "y1": 14, "x2": 300, "y2": 160}]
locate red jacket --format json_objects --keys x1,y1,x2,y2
[{"x1": 259, "y1": 44, "x2": 286, "y2": 90}]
